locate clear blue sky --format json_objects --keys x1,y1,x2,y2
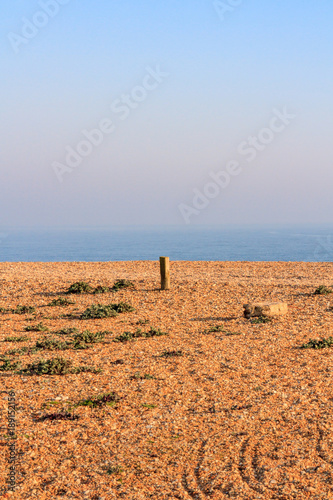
[{"x1": 1, "y1": 0, "x2": 332, "y2": 227}]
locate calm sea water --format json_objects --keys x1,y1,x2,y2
[{"x1": 0, "y1": 225, "x2": 333, "y2": 262}]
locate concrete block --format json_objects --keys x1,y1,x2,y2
[{"x1": 243, "y1": 301, "x2": 288, "y2": 319}]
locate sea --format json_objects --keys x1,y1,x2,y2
[{"x1": 0, "y1": 225, "x2": 333, "y2": 262}]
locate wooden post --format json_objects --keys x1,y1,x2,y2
[{"x1": 159, "y1": 256, "x2": 170, "y2": 290}]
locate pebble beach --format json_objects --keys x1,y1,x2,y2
[{"x1": 1, "y1": 261, "x2": 333, "y2": 499}]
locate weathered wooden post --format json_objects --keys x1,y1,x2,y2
[{"x1": 159, "y1": 256, "x2": 170, "y2": 290}]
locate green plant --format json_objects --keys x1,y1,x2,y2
[
  {"x1": 137, "y1": 319, "x2": 149, "y2": 325},
  {"x1": 0, "y1": 307, "x2": 8, "y2": 313},
  {"x1": 80, "y1": 304, "x2": 119, "y2": 319},
  {"x1": 65, "y1": 282, "x2": 93, "y2": 294},
  {"x1": 112, "y1": 279, "x2": 134, "y2": 291},
  {"x1": 75, "y1": 365, "x2": 102, "y2": 374},
  {"x1": 141, "y1": 403, "x2": 157, "y2": 409},
  {"x1": 75, "y1": 392, "x2": 120, "y2": 408},
  {"x1": 112, "y1": 302, "x2": 135, "y2": 313},
  {"x1": 0, "y1": 358, "x2": 22, "y2": 372},
  {"x1": 24, "y1": 322, "x2": 49, "y2": 332},
  {"x1": 130, "y1": 372, "x2": 156, "y2": 380},
  {"x1": 113, "y1": 331, "x2": 135, "y2": 342},
  {"x1": 93, "y1": 286, "x2": 110, "y2": 294},
  {"x1": 37, "y1": 412, "x2": 79, "y2": 421},
  {"x1": 20, "y1": 357, "x2": 101, "y2": 375},
  {"x1": 160, "y1": 350, "x2": 183, "y2": 358},
  {"x1": 203, "y1": 325, "x2": 225, "y2": 334},
  {"x1": 6, "y1": 346, "x2": 35, "y2": 355},
  {"x1": 48, "y1": 297, "x2": 75, "y2": 306},
  {"x1": 250, "y1": 316, "x2": 272, "y2": 324},
  {"x1": 34, "y1": 339, "x2": 72, "y2": 351},
  {"x1": 73, "y1": 330, "x2": 107, "y2": 344},
  {"x1": 145, "y1": 327, "x2": 167, "y2": 337},
  {"x1": 314, "y1": 285, "x2": 333, "y2": 295},
  {"x1": 80, "y1": 302, "x2": 134, "y2": 319},
  {"x1": 113, "y1": 327, "x2": 167, "y2": 343},
  {"x1": 300, "y1": 336, "x2": 333, "y2": 349},
  {"x1": 41, "y1": 400, "x2": 62, "y2": 409},
  {"x1": 4, "y1": 336, "x2": 29, "y2": 342},
  {"x1": 15, "y1": 332, "x2": 107, "y2": 353},
  {"x1": 11, "y1": 305, "x2": 36, "y2": 315},
  {"x1": 22, "y1": 357, "x2": 73, "y2": 375},
  {"x1": 106, "y1": 466, "x2": 123, "y2": 475}
]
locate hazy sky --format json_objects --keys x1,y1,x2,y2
[{"x1": 1, "y1": 1, "x2": 332, "y2": 227}]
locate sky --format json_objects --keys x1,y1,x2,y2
[{"x1": 1, "y1": 0, "x2": 332, "y2": 227}]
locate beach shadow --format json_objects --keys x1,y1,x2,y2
[
  {"x1": 292, "y1": 292, "x2": 313, "y2": 298},
  {"x1": 34, "y1": 288, "x2": 160, "y2": 297},
  {"x1": 189, "y1": 316, "x2": 238, "y2": 322},
  {"x1": 34, "y1": 291, "x2": 65, "y2": 297}
]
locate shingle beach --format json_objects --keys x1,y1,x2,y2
[{"x1": 1, "y1": 261, "x2": 333, "y2": 499}]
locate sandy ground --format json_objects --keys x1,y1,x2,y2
[{"x1": 1, "y1": 261, "x2": 333, "y2": 499}]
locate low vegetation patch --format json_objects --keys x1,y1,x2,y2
[
  {"x1": 160, "y1": 350, "x2": 183, "y2": 358},
  {"x1": 19, "y1": 357, "x2": 101, "y2": 375},
  {"x1": 112, "y1": 279, "x2": 135, "y2": 291},
  {"x1": 0, "y1": 358, "x2": 22, "y2": 372},
  {"x1": 80, "y1": 302, "x2": 134, "y2": 319},
  {"x1": 300, "y1": 336, "x2": 333, "y2": 349},
  {"x1": 34, "y1": 339, "x2": 72, "y2": 351},
  {"x1": 11, "y1": 305, "x2": 36, "y2": 315},
  {"x1": 203, "y1": 325, "x2": 225, "y2": 334},
  {"x1": 80, "y1": 304, "x2": 118, "y2": 319},
  {"x1": 65, "y1": 282, "x2": 93, "y2": 294},
  {"x1": 113, "y1": 327, "x2": 167, "y2": 343},
  {"x1": 7, "y1": 346, "x2": 36, "y2": 355},
  {"x1": 48, "y1": 297, "x2": 75, "y2": 306},
  {"x1": 130, "y1": 372, "x2": 156, "y2": 380},
  {"x1": 137, "y1": 319, "x2": 149, "y2": 325},
  {"x1": 113, "y1": 302, "x2": 135, "y2": 313},
  {"x1": 7, "y1": 330, "x2": 107, "y2": 355},
  {"x1": 21, "y1": 357, "x2": 73, "y2": 374},
  {"x1": 41, "y1": 400, "x2": 63, "y2": 410},
  {"x1": 202, "y1": 325, "x2": 241, "y2": 335},
  {"x1": 314, "y1": 285, "x2": 333, "y2": 295},
  {"x1": 93, "y1": 286, "x2": 110, "y2": 294},
  {"x1": 250, "y1": 316, "x2": 272, "y2": 324},
  {"x1": 4, "y1": 336, "x2": 28, "y2": 342},
  {"x1": 37, "y1": 412, "x2": 79, "y2": 422},
  {"x1": 65, "y1": 281, "x2": 129, "y2": 295},
  {"x1": 106, "y1": 466, "x2": 124, "y2": 475},
  {"x1": 75, "y1": 392, "x2": 120, "y2": 408},
  {"x1": 73, "y1": 330, "x2": 107, "y2": 344},
  {"x1": 24, "y1": 322, "x2": 49, "y2": 332}
]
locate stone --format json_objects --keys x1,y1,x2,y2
[{"x1": 243, "y1": 301, "x2": 288, "y2": 319}]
